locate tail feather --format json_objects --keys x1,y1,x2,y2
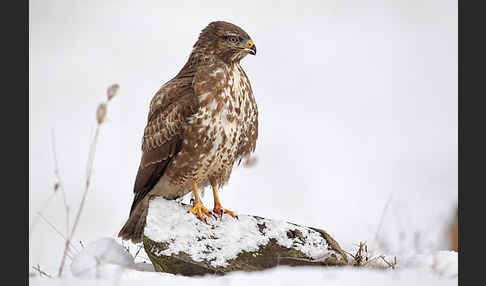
[{"x1": 118, "y1": 202, "x2": 148, "y2": 244}]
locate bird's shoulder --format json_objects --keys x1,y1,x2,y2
[
  {"x1": 148, "y1": 76, "x2": 197, "y2": 120},
  {"x1": 142, "y1": 76, "x2": 199, "y2": 153}
]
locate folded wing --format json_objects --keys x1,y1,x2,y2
[{"x1": 129, "y1": 78, "x2": 199, "y2": 214}]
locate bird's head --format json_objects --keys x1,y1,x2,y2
[{"x1": 194, "y1": 21, "x2": 256, "y2": 63}]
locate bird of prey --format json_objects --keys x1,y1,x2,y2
[{"x1": 119, "y1": 21, "x2": 258, "y2": 243}]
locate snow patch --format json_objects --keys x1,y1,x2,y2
[
  {"x1": 399, "y1": 251, "x2": 458, "y2": 279},
  {"x1": 144, "y1": 197, "x2": 334, "y2": 267},
  {"x1": 70, "y1": 237, "x2": 134, "y2": 279}
]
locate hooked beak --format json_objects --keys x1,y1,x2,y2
[
  {"x1": 239, "y1": 39, "x2": 257, "y2": 55},
  {"x1": 248, "y1": 43, "x2": 257, "y2": 55}
]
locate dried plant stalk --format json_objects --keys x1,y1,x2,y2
[
  {"x1": 33, "y1": 264, "x2": 52, "y2": 278},
  {"x1": 344, "y1": 241, "x2": 397, "y2": 270},
  {"x1": 57, "y1": 84, "x2": 119, "y2": 277}
]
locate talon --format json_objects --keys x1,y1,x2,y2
[
  {"x1": 188, "y1": 181, "x2": 211, "y2": 223},
  {"x1": 209, "y1": 179, "x2": 237, "y2": 220},
  {"x1": 213, "y1": 205, "x2": 237, "y2": 219},
  {"x1": 223, "y1": 209, "x2": 237, "y2": 219},
  {"x1": 188, "y1": 201, "x2": 211, "y2": 223},
  {"x1": 210, "y1": 211, "x2": 219, "y2": 220},
  {"x1": 213, "y1": 206, "x2": 223, "y2": 217}
]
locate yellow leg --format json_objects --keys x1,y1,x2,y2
[
  {"x1": 188, "y1": 181, "x2": 211, "y2": 222},
  {"x1": 210, "y1": 179, "x2": 237, "y2": 219}
]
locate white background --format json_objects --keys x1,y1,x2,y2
[{"x1": 29, "y1": 0, "x2": 457, "y2": 272}]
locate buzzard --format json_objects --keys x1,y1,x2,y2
[{"x1": 119, "y1": 21, "x2": 258, "y2": 243}]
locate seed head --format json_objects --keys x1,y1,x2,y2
[
  {"x1": 107, "y1": 84, "x2": 119, "y2": 101},
  {"x1": 96, "y1": 103, "x2": 107, "y2": 124}
]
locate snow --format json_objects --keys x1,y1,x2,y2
[
  {"x1": 70, "y1": 237, "x2": 134, "y2": 278},
  {"x1": 34, "y1": 237, "x2": 459, "y2": 284},
  {"x1": 398, "y1": 251, "x2": 458, "y2": 279},
  {"x1": 145, "y1": 198, "x2": 335, "y2": 267},
  {"x1": 31, "y1": 260, "x2": 457, "y2": 286},
  {"x1": 30, "y1": 236, "x2": 455, "y2": 285}
]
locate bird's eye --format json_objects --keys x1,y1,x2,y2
[{"x1": 228, "y1": 37, "x2": 238, "y2": 43}]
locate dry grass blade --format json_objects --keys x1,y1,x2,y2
[
  {"x1": 52, "y1": 129, "x2": 71, "y2": 243},
  {"x1": 353, "y1": 241, "x2": 369, "y2": 267},
  {"x1": 373, "y1": 194, "x2": 393, "y2": 246},
  {"x1": 345, "y1": 241, "x2": 397, "y2": 270},
  {"x1": 33, "y1": 264, "x2": 52, "y2": 278},
  {"x1": 29, "y1": 134, "x2": 70, "y2": 238},
  {"x1": 134, "y1": 245, "x2": 143, "y2": 260},
  {"x1": 29, "y1": 130, "x2": 72, "y2": 241},
  {"x1": 57, "y1": 84, "x2": 119, "y2": 277},
  {"x1": 29, "y1": 192, "x2": 57, "y2": 238},
  {"x1": 58, "y1": 120, "x2": 100, "y2": 277},
  {"x1": 37, "y1": 213, "x2": 78, "y2": 257},
  {"x1": 379, "y1": 255, "x2": 397, "y2": 270}
]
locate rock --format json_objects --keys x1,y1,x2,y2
[{"x1": 143, "y1": 198, "x2": 348, "y2": 276}]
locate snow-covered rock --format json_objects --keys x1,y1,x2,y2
[
  {"x1": 143, "y1": 197, "x2": 348, "y2": 275},
  {"x1": 71, "y1": 237, "x2": 134, "y2": 278}
]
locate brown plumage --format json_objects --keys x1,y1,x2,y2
[{"x1": 119, "y1": 21, "x2": 258, "y2": 243}]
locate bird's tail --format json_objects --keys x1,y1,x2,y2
[{"x1": 118, "y1": 202, "x2": 148, "y2": 244}]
